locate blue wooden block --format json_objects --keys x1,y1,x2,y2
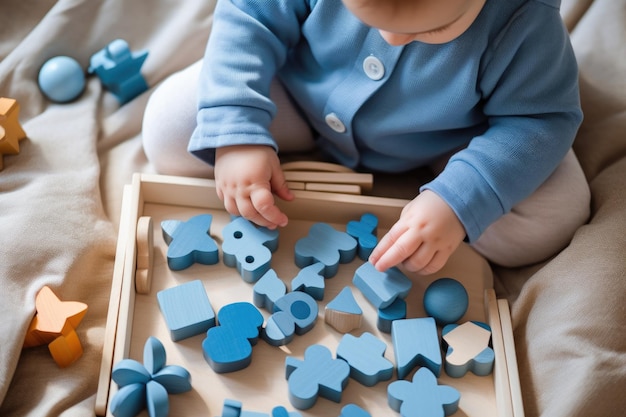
[
  {"x1": 346, "y1": 213, "x2": 378, "y2": 260},
  {"x1": 377, "y1": 298, "x2": 406, "y2": 334},
  {"x1": 87, "y1": 39, "x2": 149, "y2": 104},
  {"x1": 291, "y1": 262, "x2": 325, "y2": 300},
  {"x1": 387, "y1": 368, "x2": 460, "y2": 417},
  {"x1": 273, "y1": 291, "x2": 318, "y2": 335},
  {"x1": 336, "y1": 332, "x2": 393, "y2": 387},
  {"x1": 146, "y1": 380, "x2": 169, "y2": 417},
  {"x1": 423, "y1": 278, "x2": 469, "y2": 326},
  {"x1": 218, "y1": 400, "x2": 303, "y2": 417},
  {"x1": 222, "y1": 216, "x2": 279, "y2": 283},
  {"x1": 110, "y1": 337, "x2": 191, "y2": 417},
  {"x1": 392, "y1": 317, "x2": 442, "y2": 379},
  {"x1": 324, "y1": 286, "x2": 362, "y2": 333},
  {"x1": 442, "y1": 321, "x2": 494, "y2": 378},
  {"x1": 353, "y1": 262, "x2": 412, "y2": 309},
  {"x1": 262, "y1": 311, "x2": 296, "y2": 347},
  {"x1": 160, "y1": 214, "x2": 219, "y2": 270},
  {"x1": 339, "y1": 404, "x2": 372, "y2": 417},
  {"x1": 285, "y1": 344, "x2": 350, "y2": 410},
  {"x1": 253, "y1": 269, "x2": 287, "y2": 312},
  {"x1": 202, "y1": 302, "x2": 264, "y2": 373},
  {"x1": 157, "y1": 280, "x2": 216, "y2": 341},
  {"x1": 295, "y1": 223, "x2": 357, "y2": 278},
  {"x1": 110, "y1": 383, "x2": 146, "y2": 417}
]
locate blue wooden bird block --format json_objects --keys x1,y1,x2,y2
[
  {"x1": 291, "y1": 262, "x2": 325, "y2": 300},
  {"x1": 161, "y1": 214, "x2": 219, "y2": 270},
  {"x1": 253, "y1": 269, "x2": 287, "y2": 312},
  {"x1": 387, "y1": 368, "x2": 460, "y2": 417},
  {"x1": 346, "y1": 213, "x2": 378, "y2": 260},
  {"x1": 222, "y1": 216, "x2": 279, "y2": 283},
  {"x1": 392, "y1": 317, "x2": 442, "y2": 379},
  {"x1": 336, "y1": 332, "x2": 393, "y2": 387},
  {"x1": 285, "y1": 344, "x2": 350, "y2": 410},
  {"x1": 353, "y1": 262, "x2": 412, "y2": 309},
  {"x1": 88, "y1": 38, "x2": 149, "y2": 104},
  {"x1": 202, "y1": 302, "x2": 264, "y2": 373},
  {"x1": 157, "y1": 280, "x2": 216, "y2": 342},
  {"x1": 442, "y1": 321, "x2": 494, "y2": 378},
  {"x1": 295, "y1": 223, "x2": 357, "y2": 278}
]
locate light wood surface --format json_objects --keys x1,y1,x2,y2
[{"x1": 97, "y1": 173, "x2": 522, "y2": 417}]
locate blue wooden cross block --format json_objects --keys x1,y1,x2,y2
[
  {"x1": 352, "y1": 262, "x2": 412, "y2": 309},
  {"x1": 285, "y1": 344, "x2": 350, "y2": 410},
  {"x1": 392, "y1": 317, "x2": 442, "y2": 379},
  {"x1": 202, "y1": 302, "x2": 264, "y2": 373},
  {"x1": 346, "y1": 213, "x2": 378, "y2": 260},
  {"x1": 157, "y1": 280, "x2": 216, "y2": 342},
  {"x1": 336, "y1": 332, "x2": 393, "y2": 387},
  {"x1": 295, "y1": 223, "x2": 357, "y2": 278},
  {"x1": 388, "y1": 368, "x2": 460, "y2": 417},
  {"x1": 161, "y1": 214, "x2": 219, "y2": 271},
  {"x1": 222, "y1": 216, "x2": 279, "y2": 283}
]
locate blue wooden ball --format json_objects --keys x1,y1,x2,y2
[
  {"x1": 38, "y1": 56, "x2": 86, "y2": 103},
  {"x1": 423, "y1": 277, "x2": 468, "y2": 325}
]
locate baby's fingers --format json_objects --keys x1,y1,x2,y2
[
  {"x1": 249, "y1": 187, "x2": 288, "y2": 228},
  {"x1": 369, "y1": 226, "x2": 416, "y2": 272}
]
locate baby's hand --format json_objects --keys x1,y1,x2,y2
[
  {"x1": 369, "y1": 190, "x2": 466, "y2": 275},
  {"x1": 214, "y1": 145, "x2": 293, "y2": 229}
]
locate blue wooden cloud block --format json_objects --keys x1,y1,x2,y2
[
  {"x1": 336, "y1": 332, "x2": 393, "y2": 387},
  {"x1": 202, "y1": 302, "x2": 264, "y2": 373},
  {"x1": 392, "y1": 317, "x2": 442, "y2": 379},
  {"x1": 285, "y1": 344, "x2": 350, "y2": 410},
  {"x1": 222, "y1": 216, "x2": 279, "y2": 283},
  {"x1": 160, "y1": 214, "x2": 219, "y2": 270},
  {"x1": 157, "y1": 280, "x2": 216, "y2": 342},
  {"x1": 353, "y1": 262, "x2": 412, "y2": 309},
  {"x1": 295, "y1": 222, "x2": 357, "y2": 278},
  {"x1": 388, "y1": 368, "x2": 460, "y2": 417},
  {"x1": 110, "y1": 336, "x2": 191, "y2": 417}
]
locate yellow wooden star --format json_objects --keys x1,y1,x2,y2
[
  {"x1": 0, "y1": 97, "x2": 27, "y2": 170},
  {"x1": 23, "y1": 286, "x2": 88, "y2": 367}
]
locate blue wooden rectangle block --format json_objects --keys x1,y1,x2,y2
[{"x1": 157, "y1": 280, "x2": 216, "y2": 342}]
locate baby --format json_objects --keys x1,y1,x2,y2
[{"x1": 142, "y1": 0, "x2": 590, "y2": 275}]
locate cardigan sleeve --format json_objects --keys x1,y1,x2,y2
[
  {"x1": 421, "y1": 2, "x2": 583, "y2": 242},
  {"x1": 188, "y1": 0, "x2": 310, "y2": 165}
]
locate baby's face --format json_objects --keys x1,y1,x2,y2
[{"x1": 342, "y1": 0, "x2": 486, "y2": 45}]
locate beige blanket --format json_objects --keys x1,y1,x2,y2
[{"x1": 0, "y1": 0, "x2": 624, "y2": 416}]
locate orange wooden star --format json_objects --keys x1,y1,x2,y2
[
  {"x1": 23, "y1": 286, "x2": 88, "y2": 367},
  {"x1": 0, "y1": 97, "x2": 27, "y2": 170}
]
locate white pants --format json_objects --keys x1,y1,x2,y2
[{"x1": 142, "y1": 60, "x2": 591, "y2": 267}]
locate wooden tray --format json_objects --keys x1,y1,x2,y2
[{"x1": 96, "y1": 173, "x2": 524, "y2": 417}]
